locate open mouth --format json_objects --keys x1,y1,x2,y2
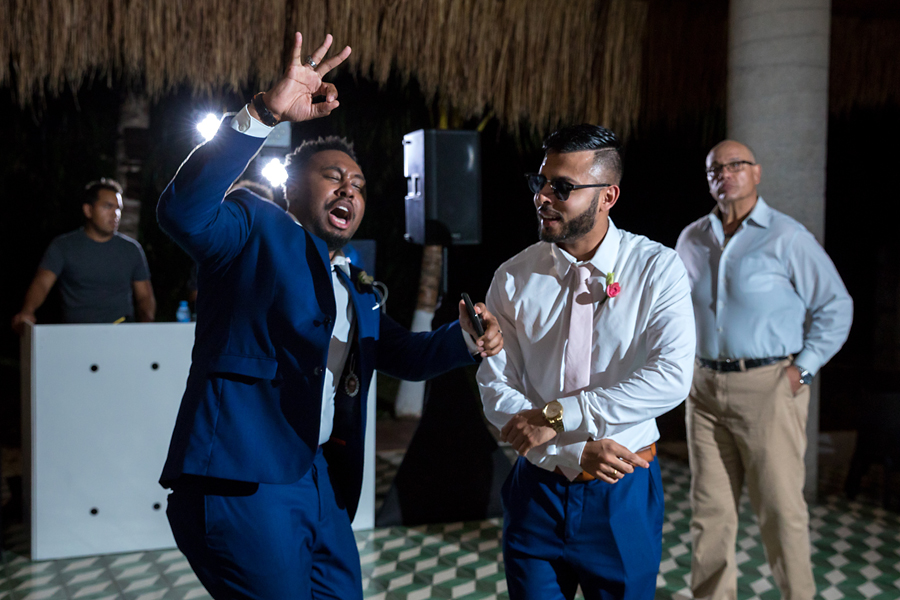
[{"x1": 328, "y1": 204, "x2": 353, "y2": 230}]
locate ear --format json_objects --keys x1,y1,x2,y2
[
  {"x1": 752, "y1": 164, "x2": 762, "y2": 186},
  {"x1": 82, "y1": 202, "x2": 93, "y2": 220},
  {"x1": 599, "y1": 185, "x2": 620, "y2": 213}
]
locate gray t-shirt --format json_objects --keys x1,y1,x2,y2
[{"x1": 39, "y1": 228, "x2": 151, "y2": 323}]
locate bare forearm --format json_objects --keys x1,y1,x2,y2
[
  {"x1": 136, "y1": 297, "x2": 156, "y2": 322},
  {"x1": 20, "y1": 269, "x2": 56, "y2": 314},
  {"x1": 133, "y1": 280, "x2": 156, "y2": 322}
]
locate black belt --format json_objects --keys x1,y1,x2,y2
[{"x1": 698, "y1": 356, "x2": 789, "y2": 372}]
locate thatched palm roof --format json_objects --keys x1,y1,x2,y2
[{"x1": 1, "y1": 0, "x2": 648, "y2": 135}]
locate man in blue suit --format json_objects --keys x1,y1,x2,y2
[{"x1": 158, "y1": 34, "x2": 502, "y2": 600}]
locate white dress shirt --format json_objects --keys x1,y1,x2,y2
[
  {"x1": 675, "y1": 197, "x2": 853, "y2": 375},
  {"x1": 319, "y1": 255, "x2": 355, "y2": 445},
  {"x1": 477, "y1": 220, "x2": 696, "y2": 476}
]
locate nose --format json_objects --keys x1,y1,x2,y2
[
  {"x1": 336, "y1": 181, "x2": 355, "y2": 198},
  {"x1": 534, "y1": 185, "x2": 556, "y2": 208}
]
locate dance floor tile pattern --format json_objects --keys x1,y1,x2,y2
[{"x1": 3, "y1": 452, "x2": 900, "y2": 600}]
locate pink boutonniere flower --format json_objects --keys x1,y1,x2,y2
[{"x1": 605, "y1": 272, "x2": 622, "y2": 298}]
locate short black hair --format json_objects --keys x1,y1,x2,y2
[
  {"x1": 282, "y1": 136, "x2": 359, "y2": 205},
  {"x1": 83, "y1": 178, "x2": 123, "y2": 206},
  {"x1": 542, "y1": 124, "x2": 623, "y2": 184}
]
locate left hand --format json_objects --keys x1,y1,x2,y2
[
  {"x1": 784, "y1": 365, "x2": 803, "y2": 395},
  {"x1": 458, "y1": 300, "x2": 503, "y2": 357},
  {"x1": 580, "y1": 438, "x2": 650, "y2": 483},
  {"x1": 500, "y1": 408, "x2": 557, "y2": 456}
]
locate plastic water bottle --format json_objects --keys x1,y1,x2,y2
[{"x1": 176, "y1": 300, "x2": 191, "y2": 323}]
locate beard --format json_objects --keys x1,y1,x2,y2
[
  {"x1": 537, "y1": 192, "x2": 599, "y2": 244},
  {"x1": 308, "y1": 219, "x2": 353, "y2": 252}
]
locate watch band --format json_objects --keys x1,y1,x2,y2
[
  {"x1": 251, "y1": 93, "x2": 279, "y2": 127},
  {"x1": 798, "y1": 368, "x2": 813, "y2": 385}
]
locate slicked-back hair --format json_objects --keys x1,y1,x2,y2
[
  {"x1": 83, "y1": 178, "x2": 124, "y2": 206},
  {"x1": 542, "y1": 124, "x2": 623, "y2": 184},
  {"x1": 282, "y1": 136, "x2": 359, "y2": 207}
]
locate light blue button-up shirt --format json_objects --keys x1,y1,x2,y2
[{"x1": 675, "y1": 197, "x2": 853, "y2": 375}]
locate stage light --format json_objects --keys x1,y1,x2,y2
[
  {"x1": 261, "y1": 158, "x2": 288, "y2": 187},
  {"x1": 196, "y1": 113, "x2": 221, "y2": 142}
]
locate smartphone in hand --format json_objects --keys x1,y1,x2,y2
[{"x1": 461, "y1": 293, "x2": 485, "y2": 337}]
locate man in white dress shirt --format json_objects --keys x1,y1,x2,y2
[
  {"x1": 478, "y1": 124, "x2": 696, "y2": 600},
  {"x1": 675, "y1": 140, "x2": 853, "y2": 600}
]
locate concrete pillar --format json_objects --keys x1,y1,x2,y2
[
  {"x1": 727, "y1": 0, "x2": 831, "y2": 499},
  {"x1": 395, "y1": 245, "x2": 443, "y2": 418}
]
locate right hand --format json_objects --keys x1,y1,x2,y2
[
  {"x1": 458, "y1": 300, "x2": 504, "y2": 358},
  {"x1": 259, "y1": 33, "x2": 352, "y2": 124},
  {"x1": 580, "y1": 438, "x2": 650, "y2": 484},
  {"x1": 500, "y1": 409, "x2": 557, "y2": 457},
  {"x1": 11, "y1": 311, "x2": 36, "y2": 336}
]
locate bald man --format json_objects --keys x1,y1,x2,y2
[{"x1": 675, "y1": 141, "x2": 852, "y2": 600}]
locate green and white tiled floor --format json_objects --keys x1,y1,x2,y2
[{"x1": 3, "y1": 451, "x2": 900, "y2": 600}]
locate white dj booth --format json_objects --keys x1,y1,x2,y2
[{"x1": 20, "y1": 322, "x2": 377, "y2": 560}]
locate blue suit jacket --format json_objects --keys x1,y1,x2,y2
[{"x1": 157, "y1": 125, "x2": 474, "y2": 518}]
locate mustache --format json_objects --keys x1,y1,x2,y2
[
  {"x1": 325, "y1": 198, "x2": 353, "y2": 215},
  {"x1": 538, "y1": 206, "x2": 562, "y2": 219}
]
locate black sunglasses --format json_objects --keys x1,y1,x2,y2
[{"x1": 525, "y1": 173, "x2": 612, "y2": 202}]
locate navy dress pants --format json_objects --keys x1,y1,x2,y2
[
  {"x1": 166, "y1": 450, "x2": 362, "y2": 600},
  {"x1": 502, "y1": 456, "x2": 664, "y2": 600}
]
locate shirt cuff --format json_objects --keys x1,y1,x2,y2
[
  {"x1": 792, "y1": 350, "x2": 821, "y2": 376},
  {"x1": 555, "y1": 440, "x2": 586, "y2": 472},
  {"x1": 231, "y1": 105, "x2": 274, "y2": 138},
  {"x1": 462, "y1": 330, "x2": 480, "y2": 355},
  {"x1": 558, "y1": 395, "x2": 583, "y2": 432}
]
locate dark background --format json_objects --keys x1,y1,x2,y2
[{"x1": 1, "y1": 0, "x2": 898, "y2": 450}]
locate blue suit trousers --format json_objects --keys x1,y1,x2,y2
[
  {"x1": 166, "y1": 450, "x2": 362, "y2": 600},
  {"x1": 502, "y1": 456, "x2": 664, "y2": 600}
]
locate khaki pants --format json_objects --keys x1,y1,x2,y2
[{"x1": 686, "y1": 359, "x2": 815, "y2": 600}]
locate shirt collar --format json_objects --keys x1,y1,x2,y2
[
  {"x1": 331, "y1": 252, "x2": 352, "y2": 277},
  {"x1": 706, "y1": 196, "x2": 772, "y2": 230},
  {"x1": 549, "y1": 218, "x2": 621, "y2": 280},
  {"x1": 746, "y1": 196, "x2": 772, "y2": 228}
]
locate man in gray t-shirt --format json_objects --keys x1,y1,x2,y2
[{"x1": 11, "y1": 178, "x2": 156, "y2": 332}]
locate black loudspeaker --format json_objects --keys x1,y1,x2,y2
[
  {"x1": 375, "y1": 368, "x2": 512, "y2": 527},
  {"x1": 403, "y1": 129, "x2": 481, "y2": 245}
]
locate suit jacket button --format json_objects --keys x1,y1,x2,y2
[
  {"x1": 314, "y1": 366, "x2": 323, "y2": 376},
  {"x1": 323, "y1": 316, "x2": 333, "y2": 327}
]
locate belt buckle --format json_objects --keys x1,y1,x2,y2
[{"x1": 724, "y1": 358, "x2": 746, "y2": 372}]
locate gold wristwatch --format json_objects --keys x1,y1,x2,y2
[{"x1": 542, "y1": 400, "x2": 564, "y2": 433}]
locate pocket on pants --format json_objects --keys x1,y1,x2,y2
[{"x1": 776, "y1": 368, "x2": 808, "y2": 434}]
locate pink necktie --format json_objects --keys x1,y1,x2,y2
[{"x1": 563, "y1": 264, "x2": 593, "y2": 394}]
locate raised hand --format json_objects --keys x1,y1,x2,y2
[{"x1": 255, "y1": 33, "x2": 352, "y2": 124}]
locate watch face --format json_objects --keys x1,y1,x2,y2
[{"x1": 545, "y1": 402, "x2": 562, "y2": 419}]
